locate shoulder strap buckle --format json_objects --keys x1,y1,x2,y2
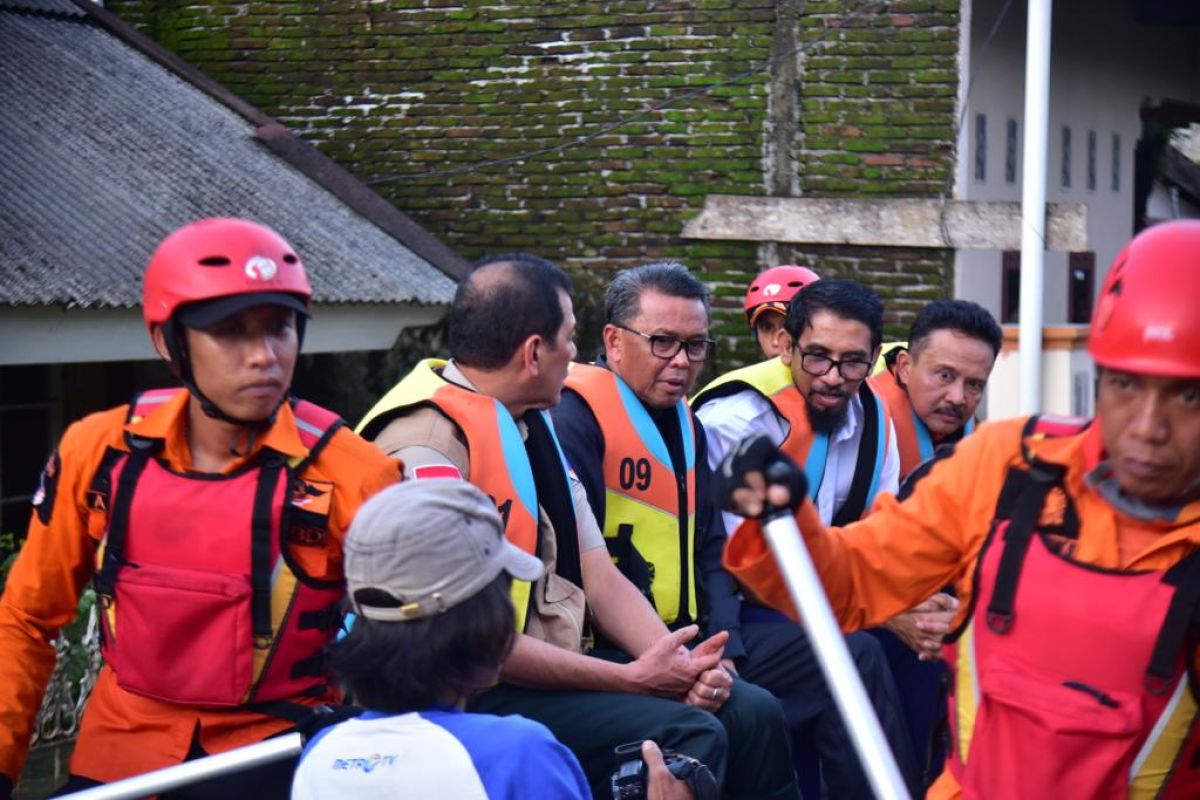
[
  {"x1": 986, "y1": 610, "x2": 1014, "y2": 634},
  {"x1": 1144, "y1": 672, "x2": 1174, "y2": 697}
]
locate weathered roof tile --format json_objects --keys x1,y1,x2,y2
[{"x1": 0, "y1": 2, "x2": 461, "y2": 309}]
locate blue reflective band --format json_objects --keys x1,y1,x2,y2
[
  {"x1": 913, "y1": 407, "x2": 936, "y2": 465},
  {"x1": 611, "y1": 375, "x2": 695, "y2": 473},
  {"x1": 497, "y1": 402, "x2": 538, "y2": 524},
  {"x1": 804, "y1": 432, "x2": 830, "y2": 498},
  {"x1": 864, "y1": 396, "x2": 888, "y2": 508}
]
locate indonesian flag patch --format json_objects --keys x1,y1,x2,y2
[{"x1": 412, "y1": 464, "x2": 464, "y2": 480}]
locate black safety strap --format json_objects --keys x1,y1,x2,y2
[
  {"x1": 525, "y1": 411, "x2": 583, "y2": 588},
  {"x1": 1146, "y1": 549, "x2": 1200, "y2": 697},
  {"x1": 984, "y1": 464, "x2": 1064, "y2": 634},
  {"x1": 243, "y1": 696, "x2": 327, "y2": 725},
  {"x1": 94, "y1": 437, "x2": 157, "y2": 599},
  {"x1": 251, "y1": 451, "x2": 286, "y2": 645},
  {"x1": 946, "y1": 421, "x2": 1081, "y2": 644},
  {"x1": 606, "y1": 523, "x2": 655, "y2": 603},
  {"x1": 832, "y1": 383, "x2": 881, "y2": 527},
  {"x1": 297, "y1": 602, "x2": 344, "y2": 632},
  {"x1": 289, "y1": 652, "x2": 326, "y2": 680},
  {"x1": 922, "y1": 667, "x2": 953, "y2": 792}
]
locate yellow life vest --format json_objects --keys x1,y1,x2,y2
[{"x1": 564, "y1": 364, "x2": 698, "y2": 625}]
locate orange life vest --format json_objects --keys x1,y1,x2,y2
[
  {"x1": 356, "y1": 359, "x2": 581, "y2": 631},
  {"x1": 693, "y1": 357, "x2": 892, "y2": 526},
  {"x1": 870, "y1": 366, "x2": 973, "y2": 482}
]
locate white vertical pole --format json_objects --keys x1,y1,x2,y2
[
  {"x1": 1018, "y1": 0, "x2": 1053, "y2": 413},
  {"x1": 763, "y1": 514, "x2": 910, "y2": 800}
]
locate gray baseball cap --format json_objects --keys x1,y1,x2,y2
[{"x1": 344, "y1": 478, "x2": 544, "y2": 622}]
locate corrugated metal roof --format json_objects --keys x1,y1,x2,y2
[
  {"x1": 0, "y1": 5, "x2": 460, "y2": 309},
  {"x1": 1, "y1": 0, "x2": 84, "y2": 17}
]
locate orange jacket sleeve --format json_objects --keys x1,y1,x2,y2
[
  {"x1": 0, "y1": 409, "x2": 123, "y2": 781},
  {"x1": 724, "y1": 418, "x2": 1029, "y2": 633}
]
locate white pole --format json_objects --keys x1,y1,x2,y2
[
  {"x1": 58, "y1": 733, "x2": 303, "y2": 800},
  {"x1": 1018, "y1": 0, "x2": 1053, "y2": 414},
  {"x1": 762, "y1": 512, "x2": 911, "y2": 800}
]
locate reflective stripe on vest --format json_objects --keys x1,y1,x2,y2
[
  {"x1": 693, "y1": 357, "x2": 890, "y2": 515},
  {"x1": 356, "y1": 359, "x2": 574, "y2": 632},
  {"x1": 94, "y1": 388, "x2": 344, "y2": 707},
  {"x1": 564, "y1": 364, "x2": 697, "y2": 625},
  {"x1": 945, "y1": 417, "x2": 1200, "y2": 799}
]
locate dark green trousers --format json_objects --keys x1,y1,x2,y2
[{"x1": 471, "y1": 676, "x2": 801, "y2": 800}]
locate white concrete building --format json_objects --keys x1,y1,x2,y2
[{"x1": 956, "y1": 0, "x2": 1200, "y2": 417}]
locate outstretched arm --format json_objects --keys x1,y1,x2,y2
[{"x1": 719, "y1": 421, "x2": 1019, "y2": 632}]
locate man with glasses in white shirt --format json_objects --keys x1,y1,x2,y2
[
  {"x1": 695, "y1": 279, "x2": 899, "y2": 530},
  {"x1": 692, "y1": 279, "x2": 931, "y2": 798}
]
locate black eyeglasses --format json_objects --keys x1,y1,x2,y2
[
  {"x1": 798, "y1": 352, "x2": 872, "y2": 381},
  {"x1": 616, "y1": 324, "x2": 715, "y2": 363}
]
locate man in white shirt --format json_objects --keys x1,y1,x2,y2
[{"x1": 693, "y1": 279, "x2": 951, "y2": 797}]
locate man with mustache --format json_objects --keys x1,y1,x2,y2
[
  {"x1": 870, "y1": 300, "x2": 1002, "y2": 482},
  {"x1": 864, "y1": 299, "x2": 1001, "y2": 784},
  {"x1": 693, "y1": 279, "x2": 926, "y2": 796},
  {"x1": 716, "y1": 219, "x2": 1200, "y2": 800}
]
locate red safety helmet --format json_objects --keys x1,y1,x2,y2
[
  {"x1": 744, "y1": 264, "x2": 820, "y2": 326},
  {"x1": 1089, "y1": 220, "x2": 1200, "y2": 378},
  {"x1": 142, "y1": 218, "x2": 312, "y2": 335}
]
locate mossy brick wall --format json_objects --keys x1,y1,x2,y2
[
  {"x1": 110, "y1": 0, "x2": 960, "y2": 370},
  {"x1": 790, "y1": 1, "x2": 958, "y2": 331}
]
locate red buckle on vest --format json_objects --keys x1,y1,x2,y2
[
  {"x1": 1144, "y1": 673, "x2": 1174, "y2": 697},
  {"x1": 987, "y1": 610, "x2": 1014, "y2": 634}
]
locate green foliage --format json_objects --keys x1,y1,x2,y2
[
  {"x1": 0, "y1": 530, "x2": 24, "y2": 594},
  {"x1": 58, "y1": 587, "x2": 98, "y2": 688}
]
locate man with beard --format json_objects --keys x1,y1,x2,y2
[
  {"x1": 692, "y1": 279, "x2": 930, "y2": 796},
  {"x1": 694, "y1": 279, "x2": 898, "y2": 531},
  {"x1": 870, "y1": 300, "x2": 1002, "y2": 482}
]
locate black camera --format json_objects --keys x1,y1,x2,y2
[{"x1": 610, "y1": 740, "x2": 720, "y2": 800}]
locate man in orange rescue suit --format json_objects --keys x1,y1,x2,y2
[
  {"x1": 356, "y1": 254, "x2": 738, "y2": 799},
  {"x1": 717, "y1": 219, "x2": 1200, "y2": 799},
  {"x1": 0, "y1": 219, "x2": 400, "y2": 799},
  {"x1": 551, "y1": 261, "x2": 801, "y2": 800}
]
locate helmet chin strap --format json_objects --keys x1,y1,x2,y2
[{"x1": 163, "y1": 320, "x2": 286, "y2": 450}]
